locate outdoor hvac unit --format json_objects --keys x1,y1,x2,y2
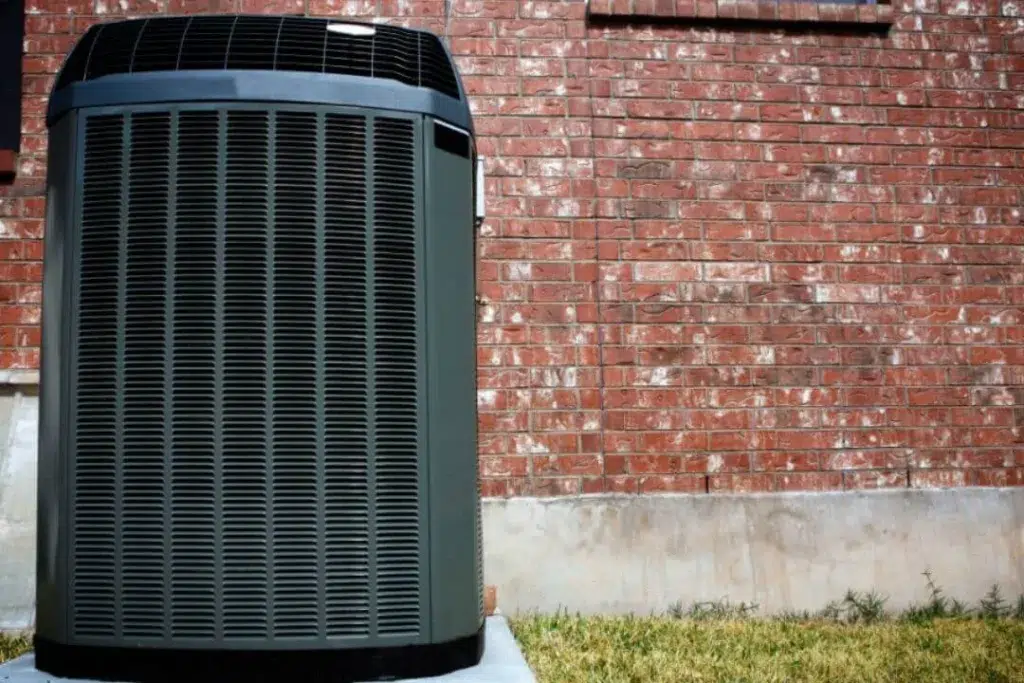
[{"x1": 37, "y1": 15, "x2": 483, "y2": 683}]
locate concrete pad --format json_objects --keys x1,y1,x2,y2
[{"x1": 0, "y1": 617, "x2": 535, "y2": 683}]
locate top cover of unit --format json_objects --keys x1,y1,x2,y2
[{"x1": 46, "y1": 15, "x2": 473, "y2": 132}]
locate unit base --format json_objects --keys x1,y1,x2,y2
[
  {"x1": 2, "y1": 618, "x2": 534, "y2": 683},
  {"x1": 25, "y1": 624, "x2": 487, "y2": 683}
]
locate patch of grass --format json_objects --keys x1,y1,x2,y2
[
  {"x1": 668, "y1": 598, "x2": 759, "y2": 621},
  {"x1": 832, "y1": 589, "x2": 889, "y2": 624},
  {"x1": 980, "y1": 584, "x2": 1011, "y2": 620},
  {"x1": 0, "y1": 632, "x2": 30, "y2": 664},
  {"x1": 511, "y1": 612, "x2": 1024, "y2": 683},
  {"x1": 902, "y1": 569, "x2": 971, "y2": 623}
]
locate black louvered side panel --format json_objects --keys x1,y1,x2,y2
[
  {"x1": 371, "y1": 27, "x2": 420, "y2": 90},
  {"x1": 84, "y1": 20, "x2": 145, "y2": 81},
  {"x1": 222, "y1": 111, "x2": 271, "y2": 638},
  {"x1": 418, "y1": 34, "x2": 461, "y2": 100},
  {"x1": 170, "y1": 111, "x2": 219, "y2": 639},
  {"x1": 323, "y1": 28, "x2": 373, "y2": 80},
  {"x1": 372, "y1": 117, "x2": 421, "y2": 637},
  {"x1": 73, "y1": 114, "x2": 124, "y2": 638},
  {"x1": 226, "y1": 16, "x2": 281, "y2": 71},
  {"x1": 323, "y1": 114, "x2": 372, "y2": 638},
  {"x1": 272, "y1": 111, "x2": 320, "y2": 638},
  {"x1": 54, "y1": 17, "x2": 462, "y2": 101},
  {"x1": 276, "y1": 17, "x2": 329, "y2": 73},
  {"x1": 131, "y1": 17, "x2": 190, "y2": 74},
  {"x1": 122, "y1": 112, "x2": 171, "y2": 639},
  {"x1": 55, "y1": 24, "x2": 98, "y2": 90},
  {"x1": 176, "y1": 16, "x2": 235, "y2": 70}
]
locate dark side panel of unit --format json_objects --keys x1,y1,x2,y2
[
  {"x1": 53, "y1": 16, "x2": 461, "y2": 101},
  {"x1": 70, "y1": 106, "x2": 426, "y2": 644}
]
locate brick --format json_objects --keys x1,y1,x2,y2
[
  {"x1": 168, "y1": 0, "x2": 238, "y2": 10},
  {"x1": 975, "y1": 469, "x2": 1024, "y2": 487},
  {"x1": 911, "y1": 470, "x2": 969, "y2": 489},
  {"x1": 533, "y1": 455, "x2": 603, "y2": 476},
  {"x1": 703, "y1": 262, "x2": 768, "y2": 283},
  {"x1": 709, "y1": 473, "x2": 772, "y2": 494},
  {"x1": 844, "y1": 469, "x2": 909, "y2": 490},
  {"x1": 639, "y1": 476, "x2": 706, "y2": 494},
  {"x1": 776, "y1": 472, "x2": 843, "y2": 492}
]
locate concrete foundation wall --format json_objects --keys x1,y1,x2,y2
[
  {"x1": 2, "y1": 387, "x2": 1023, "y2": 629},
  {"x1": 484, "y1": 489, "x2": 1024, "y2": 615},
  {"x1": 0, "y1": 377, "x2": 38, "y2": 631}
]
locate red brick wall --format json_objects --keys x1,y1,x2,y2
[{"x1": 5, "y1": 0, "x2": 1024, "y2": 495}]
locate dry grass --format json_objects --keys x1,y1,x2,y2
[
  {"x1": 0, "y1": 632, "x2": 29, "y2": 664},
  {"x1": 511, "y1": 613, "x2": 1024, "y2": 683}
]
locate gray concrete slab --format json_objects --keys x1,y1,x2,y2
[{"x1": 0, "y1": 617, "x2": 535, "y2": 683}]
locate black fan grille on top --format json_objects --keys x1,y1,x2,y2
[
  {"x1": 71, "y1": 106, "x2": 424, "y2": 642},
  {"x1": 54, "y1": 16, "x2": 461, "y2": 101}
]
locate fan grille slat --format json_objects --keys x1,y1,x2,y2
[
  {"x1": 372, "y1": 118, "x2": 421, "y2": 637},
  {"x1": 170, "y1": 110, "x2": 220, "y2": 639}
]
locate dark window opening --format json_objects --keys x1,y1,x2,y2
[{"x1": 0, "y1": 0, "x2": 23, "y2": 180}]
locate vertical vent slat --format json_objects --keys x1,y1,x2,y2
[
  {"x1": 324, "y1": 114, "x2": 371, "y2": 637},
  {"x1": 121, "y1": 112, "x2": 171, "y2": 638},
  {"x1": 171, "y1": 111, "x2": 219, "y2": 638},
  {"x1": 272, "y1": 111, "x2": 320, "y2": 638},
  {"x1": 73, "y1": 114, "x2": 124, "y2": 637},
  {"x1": 71, "y1": 105, "x2": 426, "y2": 643},
  {"x1": 222, "y1": 110, "x2": 271, "y2": 639},
  {"x1": 372, "y1": 117, "x2": 421, "y2": 637}
]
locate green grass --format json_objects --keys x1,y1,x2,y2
[{"x1": 511, "y1": 613, "x2": 1024, "y2": 683}]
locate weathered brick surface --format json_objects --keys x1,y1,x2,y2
[{"x1": 5, "y1": 0, "x2": 1024, "y2": 495}]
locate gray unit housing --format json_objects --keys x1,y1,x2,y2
[{"x1": 37, "y1": 15, "x2": 482, "y2": 677}]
